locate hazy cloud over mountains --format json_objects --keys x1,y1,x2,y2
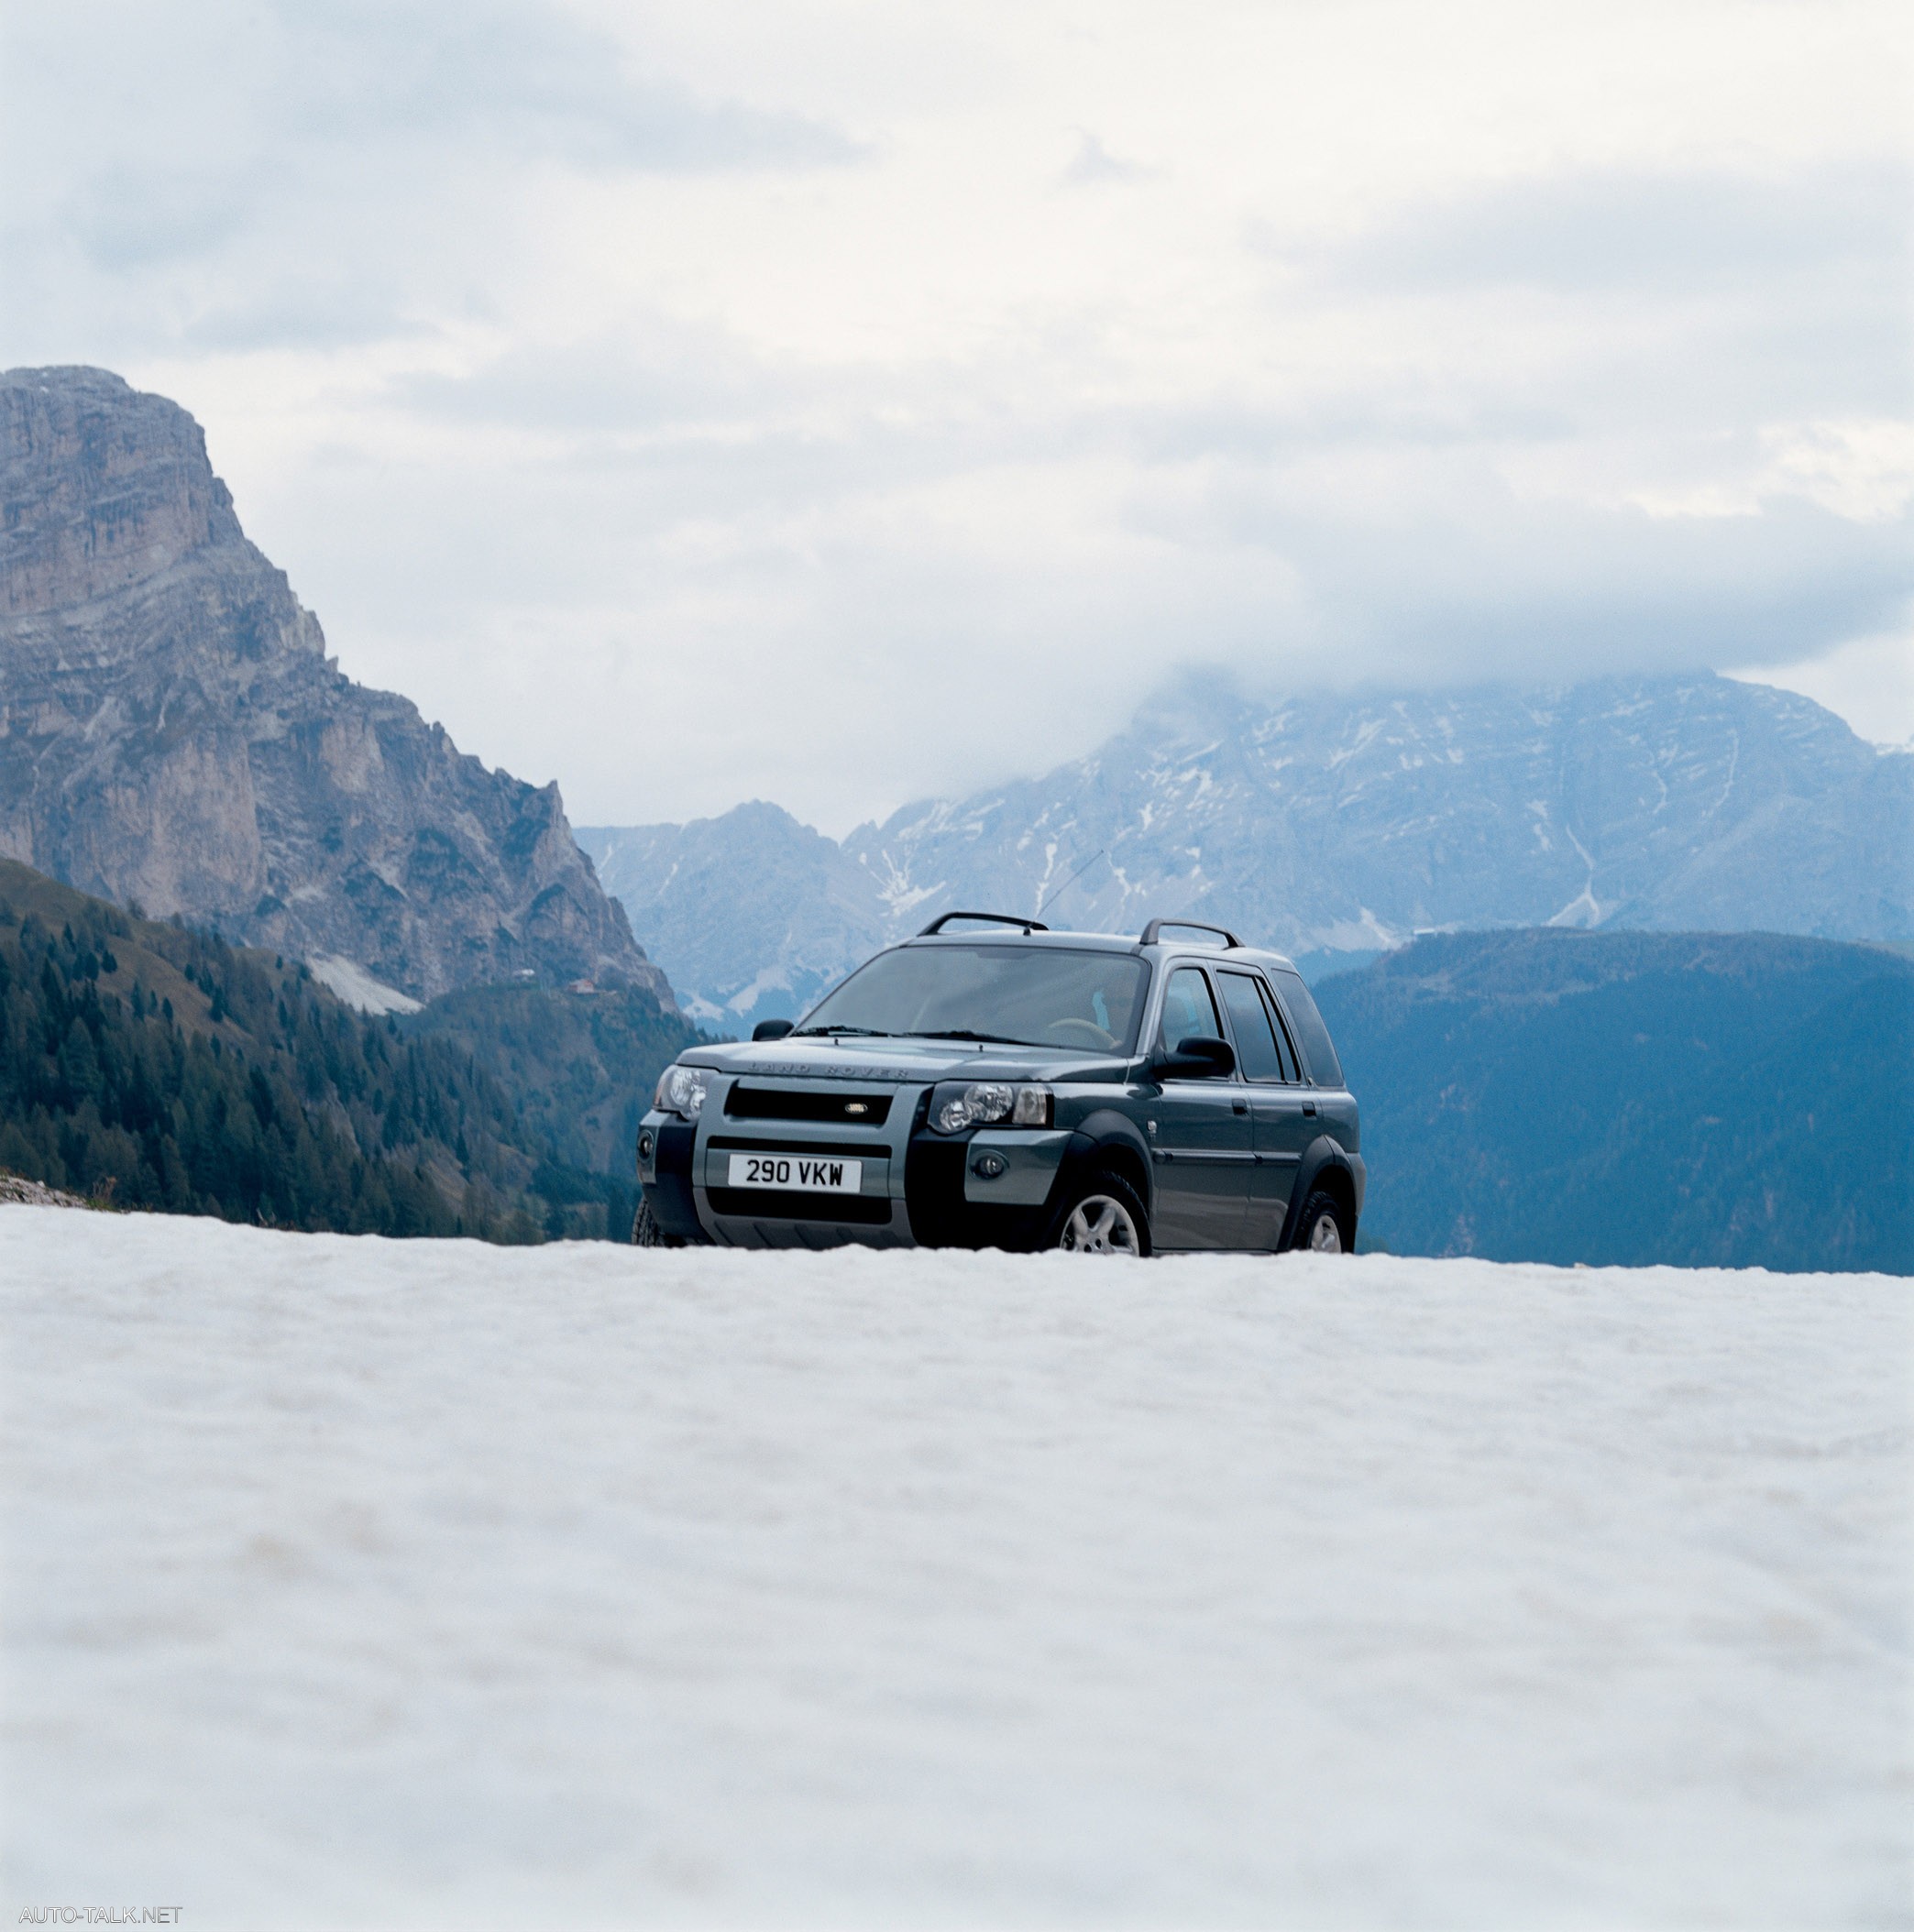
[
  {"x1": 1334, "y1": 161, "x2": 1908, "y2": 305},
  {"x1": 4, "y1": 0, "x2": 1908, "y2": 830}
]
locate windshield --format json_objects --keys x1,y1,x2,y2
[{"x1": 798, "y1": 944, "x2": 1150, "y2": 1052}]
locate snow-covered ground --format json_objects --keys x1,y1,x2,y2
[{"x1": 3, "y1": 1210, "x2": 1908, "y2": 1929}]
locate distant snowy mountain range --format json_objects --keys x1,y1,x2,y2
[{"x1": 580, "y1": 673, "x2": 1914, "y2": 1026}]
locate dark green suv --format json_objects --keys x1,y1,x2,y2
[{"x1": 634, "y1": 913, "x2": 1363, "y2": 1256}]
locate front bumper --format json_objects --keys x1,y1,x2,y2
[{"x1": 637, "y1": 1079, "x2": 1075, "y2": 1250}]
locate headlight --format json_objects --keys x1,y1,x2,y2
[
  {"x1": 654, "y1": 1064, "x2": 718, "y2": 1120},
  {"x1": 931, "y1": 1081, "x2": 1052, "y2": 1133}
]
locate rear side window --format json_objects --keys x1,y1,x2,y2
[
  {"x1": 1216, "y1": 971, "x2": 1290, "y2": 1082},
  {"x1": 1255, "y1": 980, "x2": 1302, "y2": 1082},
  {"x1": 1160, "y1": 966, "x2": 1221, "y2": 1045},
  {"x1": 1271, "y1": 969, "x2": 1343, "y2": 1087}
]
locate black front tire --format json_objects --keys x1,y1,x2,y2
[
  {"x1": 1293, "y1": 1189, "x2": 1353, "y2": 1255},
  {"x1": 632, "y1": 1198, "x2": 684, "y2": 1248}
]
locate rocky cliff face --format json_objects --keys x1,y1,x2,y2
[{"x1": 0, "y1": 366, "x2": 671, "y2": 1007}]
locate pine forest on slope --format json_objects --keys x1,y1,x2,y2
[
  {"x1": 0, "y1": 858, "x2": 698, "y2": 1242},
  {"x1": 1315, "y1": 928, "x2": 1913, "y2": 1274}
]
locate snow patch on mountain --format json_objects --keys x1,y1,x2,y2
[{"x1": 306, "y1": 952, "x2": 423, "y2": 1015}]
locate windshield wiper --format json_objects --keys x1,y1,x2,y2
[
  {"x1": 912, "y1": 1028, "x2": 1038, "y2": 1046},
  {"x1": 791, "y1": 1024, "x2": 892, "y2": 1037}
]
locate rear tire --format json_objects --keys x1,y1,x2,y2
[
  {"x1": 632, "y1": 1198, "x2": 683, "y2": 1248},
  {"x1": 1046, "y1": 1169, "x2": 1151, "y2": 1257},
  {"x1": 1294, "y1": 1188, "x2": 1352, "y2": 1255}
]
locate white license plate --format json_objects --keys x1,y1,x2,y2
[{"x1": 727, "y1": 1153, "x2": 864, "y2": 1194}]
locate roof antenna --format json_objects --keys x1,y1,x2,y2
[{"x1": 1037, "y1": 849, "x2": 1107, "y2": 919}]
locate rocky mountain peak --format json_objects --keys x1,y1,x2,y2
[
  {"x1": 588, "y1": 673, "x2": 1912, "y2": 1025},
  {"x1": 5, "y1": 368, "x2": 250, "y2": 620},
  {"x1": 0, "y1": 366, "x2": 672, "y2": 1009}
]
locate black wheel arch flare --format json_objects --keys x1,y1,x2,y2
[
  {"x1": 1061, "y1": 1109, "x2": 1156, "y2": 1218},
  {"x1": 644, "y1": 1117, "x2": 708, "y2": 1243},
  {"x1": 1280, "y1": 1137, "x2": 1361, "y2": 1250}
]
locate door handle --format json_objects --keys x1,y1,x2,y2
[
  {"x1": 1232, "y1": 1099, "x2": 1248, "y2": 1115},
  {"x1": 1302, "y1": 1100, "x2": 1317, "y2": 1116}
]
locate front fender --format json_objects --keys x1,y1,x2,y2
[{"x1": 1060, "y1": 1109, "x2": 1156, "y2": 1213}]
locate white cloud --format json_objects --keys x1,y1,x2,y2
[
  {"x1": 2, "y1": 0, "x2": 1908, "y2": 832},
  {"x1": 1626, "y1": 419, "x2": 1914, "y2": 523},
  {"x1": 1759, "y1": 420, "x2": 1914, "y2": 524},
  {"x1": 1061, "y1": 131, "x2": 1153, "y2": 187}
]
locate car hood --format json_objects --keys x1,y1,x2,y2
[{"x1": 683, "y1": 1034, "x2": 1134, "y2": 1086}]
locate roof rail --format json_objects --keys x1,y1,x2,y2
[
  {"x1": 1138, "y1": 917, "x2": 1244, "y2": 949},
  {"x1": 918, "y1": 910, "x2": 1050, "y2": 937}
]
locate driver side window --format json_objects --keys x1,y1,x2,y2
[{"x1": 1159, "y1": 966, "x2": 1221, "y2": 1048}]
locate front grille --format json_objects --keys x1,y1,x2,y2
[
  {"x1": 708, "y1": 1134, "x2": 889, "y2": 1158},
  {"x1": 726, "y1": 1084, "x2": 893, "y2": 1125},
  {"x1": 706, "y1": 1188, "x2": 894, "y2": 1224}
]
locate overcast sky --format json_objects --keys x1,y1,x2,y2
[{"x1": 4, "y1": 0, "x2": 1909, "y2": 832}]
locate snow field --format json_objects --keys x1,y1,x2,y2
[{"x1": 2, "y1": 1208, "x2": 1908, "y2": 1927}]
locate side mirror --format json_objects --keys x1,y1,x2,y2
[
  {"x1": 1152, "y1": 1033, "x2": 1236, "y2": 1079},
  {"x1": 752, "y1": 1017, "x2": 795, "y2": 1041}
]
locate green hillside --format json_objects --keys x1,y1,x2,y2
[
  {"x1": 0, "y1": 859, "x2": 697, "y2": 1241},
  {"x1": 401, "y1": 981, "x2": 700, "y2": 1178},
  {"x1": 1315, "y1": 929, "x2": 1914, "y2": 1273}
]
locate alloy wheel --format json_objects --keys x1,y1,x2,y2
[{"x1": 1059, "y1": 1195, "x2": 1141, "y2": 1255}]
